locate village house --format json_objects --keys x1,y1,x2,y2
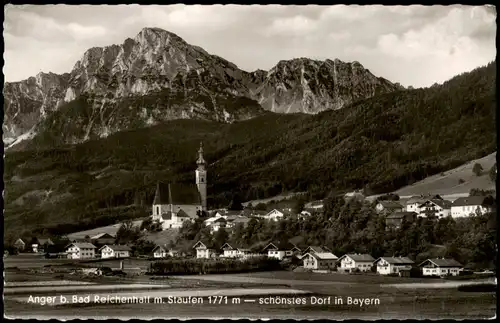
[
  {"x1": 227, "y1": 216, "x2": 252, "y2": 229},
  {"x1": 151, "y1": 143, "x2": 208, "y2": 230},
  {"x1": 152, "y1": 245, "x2": 168, "y2": 258},
  {"x1": 90, "y1": 233, "x2": 116, "y2": 246},
  {"x1": 418, "y1": 199, "x2": 452, "y2": 218},
  {"x1": 193, "y1": 241, "x2": 217, "y2": 259},
  {"x1": 263, "y1": 209, "x2": 286, "y2": 221},
  {"x1": 65, "y1": 242, "x2": 97, "y2": 259},
  {"x1": 375, "y1": 201, "x2": 404, "y2": 215},
  {"x1": 373, "y1": 256, "x2": 414, "y2": 275},
  {"x1": 263, "y1": 242, "x2": 297, "y2": 260},
  {"x1": 405, "y1": 195, "x2": 442, "y2": 213},
  {"x1": 451, "y1": 196, "x2": 495, "y2": 218},
  {"x1": 302, "y1": 252, "x2": 338, "y2": 271},
  {"x1": 99, "y1": 245, "x2": 131, "y2": 259},
  {"x1": 337, "y1": 254, "x2": 375, "y2": 272},
  {"x1": 385, "y1": 212, "x2": 417, "y2": 229},
  {"x1": 14, "y1": 238, "x2": 25, "y2": 251},
  {"x1": 209, "y1": 217, "x2": 227, "y2": 233},
  {"x1": 221, "y1": 243, "x2": 240, "y2": 258},
  {"x1": 303, "y1": 246, "x2": 329, "y2": 255},
  {"x1": 419, "y1": 258, "x2": 463, "y2": 277}
]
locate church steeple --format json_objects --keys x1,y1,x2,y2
[
  {"x1": 195, "y1": 142, "x2": 207, "y2": 211},
  {"x1": 196, "y1": 142, "x2": 206, "y2": 169}
]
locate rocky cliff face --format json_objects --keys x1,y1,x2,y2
[{"x1": 3, "y1": 27, "x2": 403, "y2": 148}]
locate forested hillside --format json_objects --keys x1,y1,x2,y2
[{"x1": 3, "y1": 61, "x2": 496, "y2": 239}]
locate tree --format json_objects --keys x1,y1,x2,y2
[
  {"x1": 116, "y1": 221, "x2": 142, "y2": 244},
  {"x1": 213, "y1": 228, "x2": 229, "y2": 249},
  {"x1": 292, "y1": 197, "x2": 306, "y2": 214},
  {"x1": 489, "y1": 163, "x2": 496, "y2": 182},
  {"x1": 472, "y1": 163, "x2": 484, "y2": 176},
  {"x1": 228, "y1": 194, "x2": 243, "y2": 211},
  {"x1": 254, "y1": 203, "x2": 267, "y2": 211}
]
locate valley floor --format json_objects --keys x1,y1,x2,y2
[{"x1": 4, "y1": 256, "x2": 496, "y2": 320}]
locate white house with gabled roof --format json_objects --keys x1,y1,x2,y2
[
  {"x1": 65, "y1": 242, "x2": 97, "y2": 259},
  {"x1": 338, "y1": 253, "x2": 375, "y2": 272},
  {"x1": 373, "y1": 256, "x2": 414, "y2": 275}
]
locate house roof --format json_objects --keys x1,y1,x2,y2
[
  {"x1": 375, "y1": 257, "x2": 414, "y2": 265},
  {"x1": 233, "y1": 216, "x2": 251, "y2": 223},
  {"x1": 153, "y1": 182, "x2": 201, "y2": 205},
  {"x1": 37, "y1": 238, "x2": 54, "y2": 245},
  {"x1": 225, "y1": 210, "x2": 244, "y2": 217},
  {"x1": 306, "y1": 252, "x2": 338, "y2": 260},
  {"x1": 176, "y1": 209, "x2": 190, "y2": 218},
  {"x1": 67, "y1": 242, "x2": 97, "y2": 249},
  {"x1": 152, "y1": 245, "x2": 166, "y2": 252},
  {"x1": 211, "y1": 217, "x2": 227, "y2": 224},
  {"x1": 305, "y1": 246, "x2": 326, "y2": 254},
  {"x1": 102, "y1": 245, "x2": 131, "y2": 252},
  {"x1": 452, "y1": 196, "x2": 491, "y2": 207},
  {"x1": 221, "y1": 243, "x2": 236, "y2": 250},
  {"x1": 14, "y1": 238, "x2": 25, "y2": 245},
  {"x1": 193, "y1": 240, "x2": 215, "y2": 249},
  {"x1": 263, "y1": 241, "x2": 296, "y2": 251},
  {"x1": 340, "y1": 254, "x2": 375, "y2": 262},
  {"x1": 419, "y1": 199, "x2": 452, "y2": 209},
  {"x1": 406, "y1": 196, "x2": 426, "y2": 204},
  {"x1": 91, "y1": 233, "x2": 115, "y2": 240},
  {"x1": 237, "y1": 248, "x2": 251, "y2": 252},
  {"x1": 419, "y1": 258, "x2": 463, "y2": 268},
  {"x1": 386, "y1": 211, "x2": 417, "y2": 219},
  {"x1": 378, "y1": 201, "x2": 404, "y2": 209}
]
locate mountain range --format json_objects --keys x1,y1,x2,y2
[{"x1": 3, "y1": 27, "x2": 402, "y2": 148}]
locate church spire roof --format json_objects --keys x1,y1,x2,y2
[{"x1": 197, "y1": 142, "x2": 205, "y2": 166}]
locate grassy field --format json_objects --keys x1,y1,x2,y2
[
  {"x1": 393, "y1": 152, "x2": 496, "y2": 197},
  {"x1": 66, "y1": 220, "x2": 144, "y2": 240}
]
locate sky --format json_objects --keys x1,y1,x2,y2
[{"x1": 3, "y1": 4, "x2": 496, "y2": 88}]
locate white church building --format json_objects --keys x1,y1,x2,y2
[{"x1": 151, "y1": 143, "x2": 208, "y2": 230}]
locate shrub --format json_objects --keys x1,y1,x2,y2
[
  {"x1": 458, "y1": 178, "x2": 465, "y2": 184},
  {"x1": 472, "y1": 163, "x2": 483, "y2": 176},
  {"x1": 148, "y1": 256, "x2": 281, "y2": 275}
]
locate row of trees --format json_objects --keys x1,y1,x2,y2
[{"x1": 172, "y1": 192, "x2": 496, "y2": 269}]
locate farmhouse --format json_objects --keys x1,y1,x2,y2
[
  {"x1": 338, "y1": 254, "x2": 375, "y2": 272},
  {"x1": 193, "y1": 241, "x2": 217, "y2": 259},
  {"x1": 375, "y1": 201, "x2": 404, "y2": 215},
  {"x1": 373, "y1": 256, "x2": 414, "y2": 275},
  {"x1": 419, "y1": 258, "x2": 463, "y2": 277},
  {"x1": 150, "y1": 143, "x2": 208, "y2": 230},
  {"x1": 451, "y1": 196, "x2": 495, "y2": 218},
  {"x1": 90, "y1": 233, "x2": 116, "y2": 245},
  {"x1": 65, "y1": 242, "x2": 97, "y2": 259},
  {"x1": 263, "y1": 242, "x2": 296, "y2": 260},
  {"x1": 302, "y1": 252, "x2": 338, "y2": 270},
  {"x1": 385, "y1": 212, "x2": 417, "y2": 229},
  {"x1": 418, "y1": 199, "x2": 452, "y2": 218},
  {"x1": 99, "y1": 245, "x2": 131, "y2": 259}
]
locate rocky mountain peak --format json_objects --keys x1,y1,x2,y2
[{"x1": 3, "y1": 27, "x2": 402, "y2": 148}]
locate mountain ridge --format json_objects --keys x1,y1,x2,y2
[{"x1": 3, "y1": 27, "x2": 403, "y2": 148}]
